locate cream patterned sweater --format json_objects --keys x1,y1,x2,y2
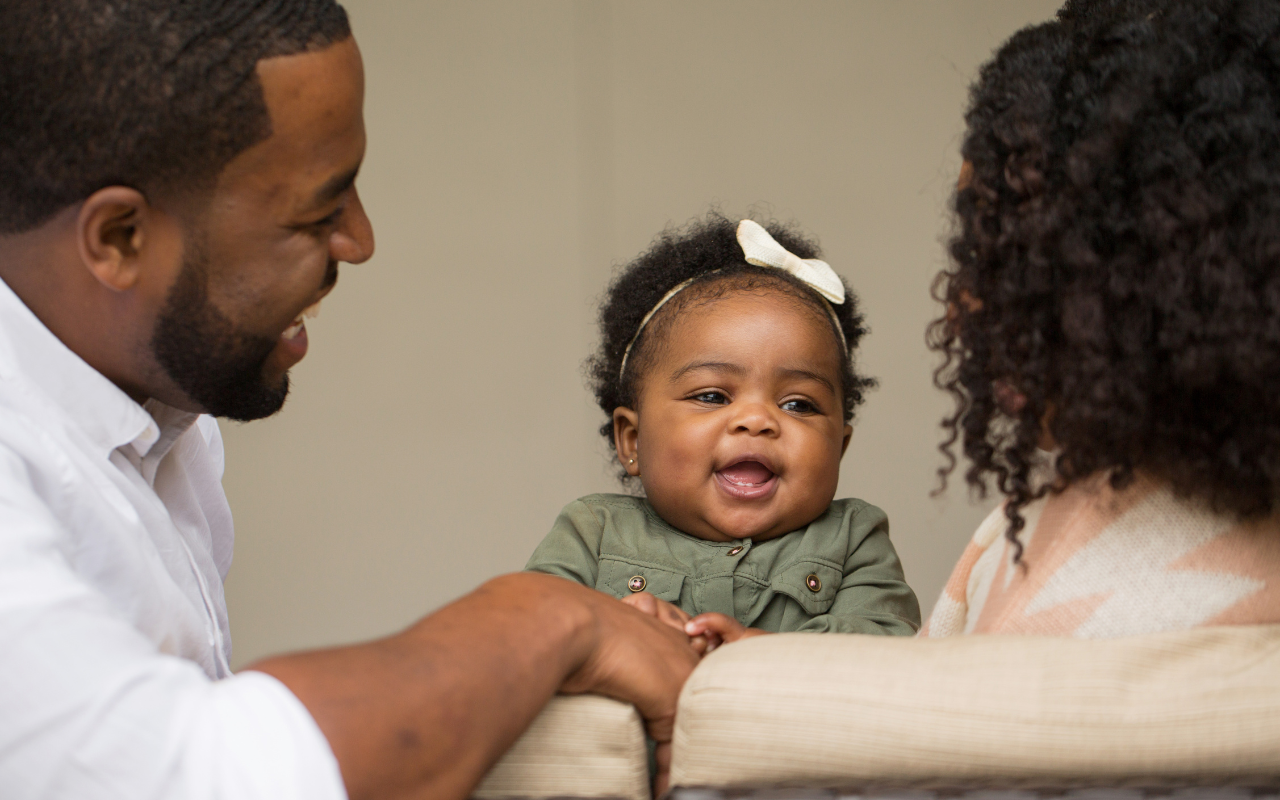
[{"x1": 922, "y1": 473, "x2": 1280, "y2": 638}]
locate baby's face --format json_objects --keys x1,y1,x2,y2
[{"x1": 615, "y1": 291, "x2": 851, "y2": 542}]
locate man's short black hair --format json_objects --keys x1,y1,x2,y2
[{"x1": 0, "y1": 0, "x2": 351, "y2": 234}]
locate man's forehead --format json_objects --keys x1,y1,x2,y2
[
  {"x1": 215, "y1": 38, "x2": 366, "y2": 208},
  {"x1": 256, "y1": 37, "x2": 364, "y2": 131}
]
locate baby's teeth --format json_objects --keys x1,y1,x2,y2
[
  {"x1": 282, "y1": 320, "x2": 304, "y2": 340},
  {"x1": 303, "y1": 301, "x2": 321, "y2": 319}
]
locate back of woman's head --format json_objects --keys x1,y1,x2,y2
[{"x1": 932, "y1": 0, "x2": 1280, "y2": 545}]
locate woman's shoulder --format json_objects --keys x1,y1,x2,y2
[{"x1": 932, "y1": 475, "x2": 1280, "y2": 637}]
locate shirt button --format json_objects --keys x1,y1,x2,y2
[
  {"x1": 727, "y1": 546, "x2": 743, "y2": 556},
  {"x1": 628, "y1": 575, "x2": 646, "y2": 592},
  {"x1": 805, "y1": 573, "x2": 822, "y2": 593}
]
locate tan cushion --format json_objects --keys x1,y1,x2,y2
[
  {"x1": 474, "y1": 694, "x2": 649, "y2": 800},
  {"x1": 671, "y1": 627, "x2": 1280, "y2": 788}
]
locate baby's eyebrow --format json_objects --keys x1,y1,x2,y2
[
  {"x1": 669, "y1": 360, "x2": 746, "y2": 382},
  {"x1": 668, "y1": 361, "x2": 837, "y2": 393},
  {"x1": 779, "y1": 368, "x2": 837, "y2": 394}
]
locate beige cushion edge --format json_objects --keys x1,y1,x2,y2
[
  {"x1": 670, "y1": 627, "x2": 1280, "y2": 787},
  {"x1": 475, "y1": 695, "x2": 649, "y2": 800}
]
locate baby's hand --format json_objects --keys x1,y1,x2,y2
[
  {"x1": 621, "y1": 592, "x2": 713, "y2": 655},
  {"x1": 684, "y1": 613, "x2": 770, "y2": 652}
]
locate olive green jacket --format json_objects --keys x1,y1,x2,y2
[{"x1": 525, "y1": 494, "x2": 920, "y2": 635}]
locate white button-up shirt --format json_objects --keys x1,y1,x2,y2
[{"x1": 0, "y1": 277, "x2": 346, "y2": 799}]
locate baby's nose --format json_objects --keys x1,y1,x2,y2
[{"x1": 730, "y1": 401, "x2": 779, "y2": 435}]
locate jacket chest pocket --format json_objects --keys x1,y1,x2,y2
[
  {"x1": 597, "y1": 558, "x2": 685, "y2": 603},
  {"x1": 770, "y1": 561, "x2": 841, "y2": 616}
]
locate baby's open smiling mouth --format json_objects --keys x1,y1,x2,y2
[{"x1": 715, "y1": 460, "x2": 779, "y2": 500}]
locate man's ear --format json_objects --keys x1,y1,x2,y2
[
  {"x1": 75, "y1": 186, "x2": 151, "y2": 292},
  {"x1": 841, "y1": 423, "x2": 853, "y2": 457},
  {"x1": 613, "y1": 406, "x2": 641, "y2": 476}
]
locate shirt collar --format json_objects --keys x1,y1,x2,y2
[
  {"x1": 0, "y1": 275, "x2": 196, "y2": 459},
  {"x1": 138, "y1": 399, "x2": 199, "y2": 461}
]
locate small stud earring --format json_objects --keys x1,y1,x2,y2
[{"x1": 628, "y1": 458, "x2": 635, "y2": 465}]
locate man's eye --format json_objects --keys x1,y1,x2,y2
[
  {"x1": 781, "y1": 398, "x2": 818, "y2": 414},
  {"x1": 692, "y1": 391, "x2": 728, "y2": 405},
  {"x1": 306, "y1": 207, "x2": 344, "y2": 232}
]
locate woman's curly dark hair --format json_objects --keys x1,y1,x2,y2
[
  {"x1": 930, "y1": 0, "x2": 1280, "y2": 559},
  {"x1": 590, "y1": 212, "x2": 876, "y2": 484}
]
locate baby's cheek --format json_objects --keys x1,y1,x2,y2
[{"x1": 802, "y1": 438, "x2": 845, "y2": 503}]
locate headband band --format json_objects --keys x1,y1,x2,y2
[{"x1": 618, "y1": 220, "x2": 848, "y2": 380}]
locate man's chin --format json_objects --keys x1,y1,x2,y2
[
  {"x1": 195, "y1": 373, "x2": 290, "y2": 422},
  {"x1": 149, "y1": 247, "x2": 293, "y2": 422}
]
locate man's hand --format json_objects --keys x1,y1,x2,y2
[
  {"x1": 621, "y1": 590, "x2": 691, "y2": 628},
  {"x1": 561, "y1": 588, "x2": 700, "y2": 761},
  {"x1": 620, "y1": 591, "x2": 714, "y2": 655},
  {"x1": 563, "y1": 589, "x2": 701, "y2": 795},
  {"x1": 251, "y1": 573, "x2": 699, "y2": 800},
  {"x1": 684, "y1": 612, "x2": 770, "y2": 652}
]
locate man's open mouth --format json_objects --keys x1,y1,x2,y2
[{"x1": 282, "y1": 300, "x2": 322, "y2": 341}]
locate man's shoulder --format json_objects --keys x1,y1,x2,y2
[
  {"x1": 0, "y1": 386, "x2": 74, "y2": 481},
  {"x1": 0, "y1": 398, "x2": 80, "y2": 546}
]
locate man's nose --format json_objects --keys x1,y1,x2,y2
[{"x1": 330, "y1": 189, "x2": 375, "y2": 265}]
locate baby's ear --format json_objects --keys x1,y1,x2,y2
[{"x1": 613, "y1": 407, "x2": 640, "y2": 476}]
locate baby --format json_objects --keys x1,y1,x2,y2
[{"x1": 526, "y1": 214, "x2": 919, "y2": 648}]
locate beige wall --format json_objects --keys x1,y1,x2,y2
[{"x1": 223, "y1": 0, "x2": 1062, "y2": 668}]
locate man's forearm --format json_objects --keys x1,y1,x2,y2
[{"x1": 249, "y1": 573, "x2": 600, "y2": 800}]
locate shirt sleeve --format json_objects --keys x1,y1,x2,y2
[
  {"x1": 792, "y1": 503, "x2": 922, "y2": 635},
  {"x1": 0, "y1": 449, "x2": 347, "y2": 800},
  {"x1": 523, "y1": 498, "x2": 606, "y2": 588}
]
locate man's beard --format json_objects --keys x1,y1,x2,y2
[{"x1": 151, "y1": 245, "x2": 290, "y2": 422}]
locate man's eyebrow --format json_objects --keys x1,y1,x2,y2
[
  {"x1": 310, "y1": 166, "x2": 360, "y2": 208},
  {"x1": 780, "y1": 368, "x2": 837, "y2": 394},
  {"x1": 669, "y1": 360, "x2": 747, "y2": 382}
]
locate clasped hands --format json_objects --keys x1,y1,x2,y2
[
  {"x1": 621, "y1": 591, "x2": 768, "y2": 656},
  {"x1": 553, "y1": 580, "x2": 768, "y2": 797}
]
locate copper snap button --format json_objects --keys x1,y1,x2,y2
[
  {"x1": 628, "y1": 575, "x2": 646, "y2": 592},
  {"x1": 805, "y1": 573, "x2": 821, "y2": 593},
  {"x1": 727, "y1": 546, "x2": 743, "y2": 556}
]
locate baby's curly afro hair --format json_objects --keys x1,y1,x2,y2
[
  {"x1": 931, "y1": 0, "x2": 1280, "y2": 556},
  {"x1": 590, "y1": 213, "x2": 875, "y2": 479}
]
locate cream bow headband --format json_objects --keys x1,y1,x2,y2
[
  {"x1": 736, "y1": 219, "x2": 845, "y2": 304},
  {"x1": 618, "y1": 219, "x2": 847, "y2": 379}
]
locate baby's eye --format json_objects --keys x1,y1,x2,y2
[
  {"x1": 691, "y1": 390, "x2": 729, "y2": 405},
  {"x1": 781, "y1": 398, "x2": 818, "y2": 415}
]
